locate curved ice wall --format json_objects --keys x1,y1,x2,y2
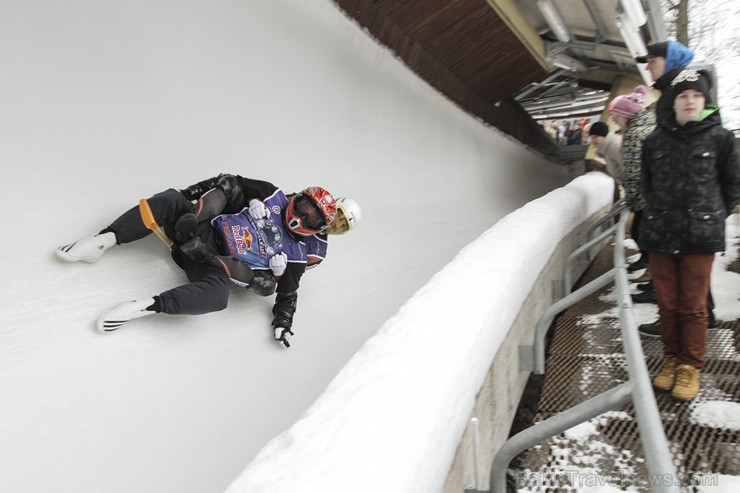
[{"x1": 0, "y1": 1, "x2": 578, "y2": 492}]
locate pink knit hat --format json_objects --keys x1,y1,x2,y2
[{"x1": 608, "y1": 85, "x2": 648, "y2": 118}]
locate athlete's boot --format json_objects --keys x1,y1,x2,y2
[
  {"x1": 56, "y1": 232, "x2": 117, "y2": 263},
  {"x1": 97, "y1": 298, "x2": 156, "y2": 333}
]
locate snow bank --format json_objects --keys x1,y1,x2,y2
[{"x1": 225, "y1": 173, "x2": 614, "y2": 493}]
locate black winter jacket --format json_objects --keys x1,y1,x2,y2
[{"x1": 640, "y1": 109, "x2": 740, "y2": 255}]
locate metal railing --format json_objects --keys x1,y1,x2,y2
[
  {"x1": 468, "y1": 208, "x2": 680, "y2": 493},
  {"x1": 586, "y1": 198, "x2": 627, "y2": 243},
  {"x1": 555, "y1": 200, "x2": 625, "y2": 299}
]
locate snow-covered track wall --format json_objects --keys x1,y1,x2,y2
[{"x1": 227, "y1": 173, "x2": 615, "y2": 493}]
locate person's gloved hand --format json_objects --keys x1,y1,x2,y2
[
  {"x1": 269, "y1": 252, "x2": 288, "y2": 277},
  {"x1": 248, "y1": 199, "x2": 268, "y2": 219},
  {"x1": 274, "y1": 326, "x2": 294, "y2": 348}
]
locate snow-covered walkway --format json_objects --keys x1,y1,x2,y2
[{"x1": 509, "y1": 223, "x2": 740, "y2": 492}]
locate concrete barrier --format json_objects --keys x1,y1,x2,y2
[{"x1": 443, "y1": 200, "x2": 613, "y2": 491}]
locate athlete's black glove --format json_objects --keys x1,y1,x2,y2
[{"x1": 271, "y1": 291, "x2": 297, "y2": 348}]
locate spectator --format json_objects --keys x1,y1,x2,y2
[
  {"x1": 581, "y1": 118, "x2": 592, "y2": 144},
  {"x1": 566, "y1": 121, "x2": 582, "y2": 145},
  {"x1": 557, "y1": 120, "x2": 568, "y2": 145},
  {"x1": 640, "y1": 69, "x2": 740, "y2": 400},
  {"x1": 607, "y1": 85, "x2": 656, "y2": 278},
  {"x1": 588, "y1": 121, "x2": 624, "y2": 183},
  {"x1": 635, "y1": 41, "x2": 719, "y2": 335},
  {"x1": 545, "y1": 121, "x2": 558, "y2": 141},
  {"x1": 635, "y1": 41, "x2": 695, "y2": 125}
]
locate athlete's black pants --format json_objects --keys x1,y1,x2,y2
[{"x1": 103, "y1": 189, "x2": 232, "y2": 316}]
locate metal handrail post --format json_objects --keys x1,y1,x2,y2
[
  {"x1": 586, "y1": 199, "x2": 627, "y2": 241},
  {"x1": 484, "y1": 383, "x2": 633, "y2": 493},
  {"x1": 613, "y1": 212, "x2": 680, "y2": 492},
  {"x1": 533, "y1": 268, "x2": 616, "y2": 374},
  {"x1": 563, "y1": 223, "x2": 619, "y2": 296}
]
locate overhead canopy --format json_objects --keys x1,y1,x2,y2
[{"x1": 334, "y1": 0, "x2": 665, "y2": 156}]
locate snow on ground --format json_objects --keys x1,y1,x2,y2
[
  {"x1": 697, "y1": 475, "x2": 740, "y2": 492},
  {"x1": 691, "y1": 401, "x2": 740, "y2": 430},
  {"x1": 712, "y1": 213, "x2": 740, "y2": 323}
]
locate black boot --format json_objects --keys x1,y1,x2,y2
[
  {"x1": 708, "y1": 311, "x2": 718, "y2": 330},
  {"x1": 638, "y1": 321, "x2": 660, "y2": 337},
  {"x1": 631, "y1": 285, "x2": 657, "y2": 304},
  {"x1": 627, "y1": 256, "x2": 647, "y2": 272}
]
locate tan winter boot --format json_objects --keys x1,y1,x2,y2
[
  {"x1": 652, "y1": 356, "x2": 677, "y2": 391},
  {"x1": 671, "y1": 364, "x2": 701, "y2": 401}
]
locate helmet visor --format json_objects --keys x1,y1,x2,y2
[
  {"x1": 293, "y1": 194, "x2": 327, "y2": 231},
  {"x1": 326, "y1": 207, "x2": 350, "y2": 235}
]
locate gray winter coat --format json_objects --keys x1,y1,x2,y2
[
  {"x1": 640, "y1": 108, "x2": 740, "y2": 255},
  {"x1": 596, "y1": 132, "x2": 624, "y2": 181}
]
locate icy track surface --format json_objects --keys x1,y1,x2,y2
[{"x1": 0, "y1": 1, "x2": 574, "y2": 492}]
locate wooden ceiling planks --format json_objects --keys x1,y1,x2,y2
[{"x1": 333, "y1": 0, "x2": 556, "y2": 156}]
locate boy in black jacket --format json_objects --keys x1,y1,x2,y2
[{"x1": 640, "y1": 69, "x2": 740, "y2": 400}]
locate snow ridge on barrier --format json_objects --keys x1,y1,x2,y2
[{"x1": 226, "y1": 173, "x2": 614, "y2": 493}]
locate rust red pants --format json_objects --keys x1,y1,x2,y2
[{"x1": 649, "y1": 251, "x2": 714, "y2": 368}]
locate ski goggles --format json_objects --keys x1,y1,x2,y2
[{"x1": 289, "y1": 194, "x2": 327, "y2": 232}]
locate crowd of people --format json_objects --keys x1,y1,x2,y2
[
  {"x1": 544, "y1": 117, "x2": 593, "y2": 146},
  {"x1": 542, "y1": 40, "x2": 739, "y2": 402}
]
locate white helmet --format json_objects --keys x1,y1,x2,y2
[{"x1": 326, "y1": 197, "x2": 361, "y2": 235}]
